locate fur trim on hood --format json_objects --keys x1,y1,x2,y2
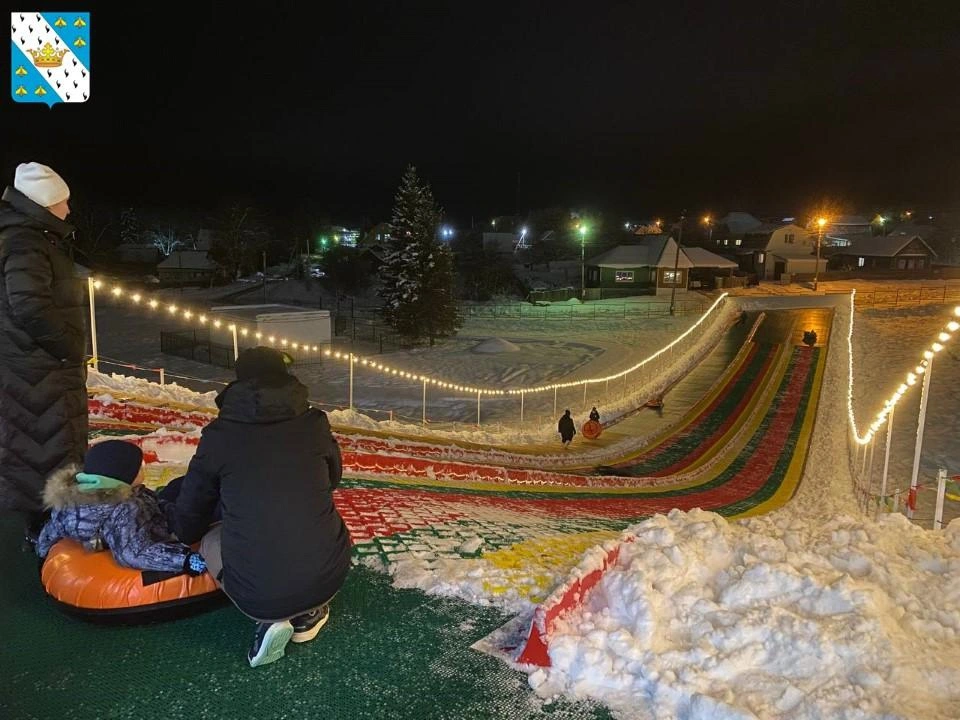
[{"x1": 42, "y1": 464, "x2": 133, "y2": 509}]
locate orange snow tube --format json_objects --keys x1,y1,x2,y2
[
  {"x1": 41, "y1": 539, "x2": 222, "y2": 622},
  {"x1": 581, "y1": 419, "x2": 602, "y2": 439}
]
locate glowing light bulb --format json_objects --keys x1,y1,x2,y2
[
  {"x1": 199, "y1": 315, "x2": 207, "y2": 324},
  {"x1": 213, "y1": 320, "x2": 222, "y2": 328},
  {"x1": 949, "y1": 321, "x2": 960, "y2": 332},
  {"x1": 932, "y1": 342, "x2": 944, "y2": 352},
  {"x1": 241, "y1": 328, "x2": 248, "y2": 336},
  {"x1": 111, "y1": 287, "x2": 121, "y2": 296},
  {"x1": 939, "y1": 332, "x2": 950, "y2": 342},
  {"x1": 184, "y1": 311, "x2": 192, "y2": 319},
  {"x1": 149, "y1": 300, "x2": 158, "y2": 309},
  {"x1": 131, "y1": 294, "x2": 141, "y2": 303},
  {"x1": 924, "y1": 350, "x2": 934, "y2": 359},
  {"x1": 93, "y1": 280, "x2": 102, "y2": 289},
  {"x1": 268, "y1": 336, "x2": 275, "y2": 343}
]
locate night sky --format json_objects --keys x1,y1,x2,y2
[{"x1": 4, "y1": 1, "x2": 960, "y2": 225}]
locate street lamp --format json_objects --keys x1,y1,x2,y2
[
  {"x1": 669, "y1": 212, "x2": 686, "y2": 316},
  {"x1": 579, "y1": 224, "x2": 588, "y2": 298},
  {"x1": 814, "y1": 217, "x2": 826, "y2": 291},
  {"x1": 703, "y1": 215, "x2": 713, "y2": 244}
]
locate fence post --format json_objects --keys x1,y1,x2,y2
[
  {"x1": 878, "y1": 404, "x2": 894, "y2": 518},
  {"x1": 934, "y1": 468, "x2": 948, "y2": 530},
  {"x1": 866, "y1": 440, "x2": 876, "y2": 512},
  {"x1": 158, "y1": 368, "x2": 165, "y2": 386},
  {"x1": 349, "y1": 354, "x2": 354, "y2": 410},
  {"x1": 933, "y1": 468, "x2": 947, "y2": 530},
  {"x1": 422, "y1": 378, "x2": 426, "y2": 424},
  {"x1": 908, "y1": 353, "x2": 934, "y2": 519},
  {"x1": 553, "y1": 386, "x2": 558, "y2": 417},
  {"x1": 230, "y1": 324, "x2": 239, "y2": 360},
  {"x1": 87, "y1": 277, "x2": 99, "y2": 372},
  {"x1": 582, "y1": 382, "x2": 587, "y2": 407},
  {"x1": 520, "y1": 390, "x2": 524, "y2": 423},
  {"x1": 477, "y1": 390, "x2": 481, "y2": 426}
]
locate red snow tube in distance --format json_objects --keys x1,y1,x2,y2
[{"x1": 581, "y1": 419, "x2": 602, "y2": 439}]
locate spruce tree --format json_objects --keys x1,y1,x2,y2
[{"x1": 380, "y1": 165, "x2": 461, "y2": 344}]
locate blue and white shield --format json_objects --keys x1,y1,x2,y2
[{"x1": 10, "y1": 11, "x2": 90, "y2": 106}]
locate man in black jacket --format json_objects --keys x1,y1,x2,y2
[
  {"x1": 166, "y1": 347, "x2": 351, "y2": 668},
  {"x1": 0, "y1": 163, "x2": 86, "y2": 540}
]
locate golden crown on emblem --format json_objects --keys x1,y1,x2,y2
[{"x1": 28, "y1": 42, "x2": 68, "y2": 68}]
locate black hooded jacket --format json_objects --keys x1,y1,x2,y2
[
  {"x1": 0, "y1": 187, "x2": 87, "y2": 513},
  {"x1": 167, "y1": 375, "x2": 351, "y2": 620}
]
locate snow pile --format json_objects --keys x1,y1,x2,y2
[
  {"x1": 87, "y1": 369, "x2": 219, "y2": 408},
  {"x1": 471, "y1": 337, "x2": 522, "y2": 354},
  {"x1": 527, "y1": 508, "x2": 960, "y2": 720}
]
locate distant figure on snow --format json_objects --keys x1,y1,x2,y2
[
  {"x1": 558, "y1": 409, "x2": 576, "y2": 448},
  {"x1": 589, "y1": 406, "x2": 600, "y2": 423}
]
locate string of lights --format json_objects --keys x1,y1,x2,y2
[
  {"x1": 846, "y1": 289, "x2": 960, "y2": 445},
  {"x1": 89, "y1": 279, "x2": 729, "y2": 397}
]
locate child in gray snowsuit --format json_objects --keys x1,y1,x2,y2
[{"x1": 36, "y1": 440, "x2": 206, "y2": 576}]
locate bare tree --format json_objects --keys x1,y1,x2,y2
[{"x1": 145, "y1": 227, "x2": 189, "y2": 256}]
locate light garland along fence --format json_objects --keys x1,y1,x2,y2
[
  {"x1": 86, "y1": 278, "x2": 731, "y2": 430},
  {"x1": 846, "y1": 289, "x2": 960, "y2": 528}
]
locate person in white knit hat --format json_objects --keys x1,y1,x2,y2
[{"x1": 0, "y1": 162, "x2": 87, "y2": 544}]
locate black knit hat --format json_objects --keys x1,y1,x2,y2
[
  {"x1": 83, "y1": 440, "x2": 143, "y2": 485},
  {"x1": 235, "y1": 346, "x2": 294, "y2": 381}
]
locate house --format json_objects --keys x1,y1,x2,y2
[
  {"x1": 157, "y1": 250, "x2": 219, "y2": 285},
  {"x1": 730, "y1": 223, "x2": 826, "y2": 281},
  {"x1": 831, "y1": 228, "x2": 937, "y2": 272},
  {"x1": 823, "y1": 215, "x2": 873, "y2": 237},
  {"x1": 115, "y1": 242, "x2": 161, "y2": 264},
  {"x1": 585, "y1": 235, "x2": 734, "y2": 296},
  {"x1": 718, "y1": 212, "x2": 763, "y2": 236}
]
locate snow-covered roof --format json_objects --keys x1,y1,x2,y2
[
  {"x1": 588, "y1": 237, "x2": 693, "y2": 269},
  {"x1": 682, "y1": 246, "x2": 738, "y2": 269},
  {"x1": 157, "y1": 250, "x2": 217, "y2": 270},
  {"x1": 719, "y1": 212, "x2": 763, "y2": 234},
  {"x1": 840, "y1": 233, "x2": 938, "y2": 258}
]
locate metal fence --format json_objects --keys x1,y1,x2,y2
[
  {"x1": 852, "y1": 285, "x2": 960, "y2": 307},
  {"x1": 460, "y1": 300, "x2": 706, "y2": 320},
  {"x1": 160, "y1": 329, "x2": 237, "y2": 370}
]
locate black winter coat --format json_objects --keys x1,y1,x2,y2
[
  {"x1": 558, "y1": 414, "x2": 576, "y2": 440},
  {"x1": 0, "y1": 187, "x2": 87, "y2": 513},
  {"x1": 167, "y1": 375, "x2": 351, "y2": 620}
]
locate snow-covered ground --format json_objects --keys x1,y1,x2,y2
[{"x1": 505, "y1": 298, "x2": 960, "y2": 719}]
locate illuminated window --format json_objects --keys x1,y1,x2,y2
[
  {"x1": 663, "y1": 270, "x2": 680, "y2": 285},
  {"x1": 615, "y1": 270, "x2": 634, "y2": 283},
  {"x1": 757, "y1": 252, "x2": 765, "y2": 263},
  {"x1": 735, "y1": 238, "x2": 742, "y2": 246},
  {"x1": 858, "y1": 257, "x2": 865, "y2": 268}
]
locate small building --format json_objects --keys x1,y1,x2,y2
[
  {"x1": 732, "y1": 223, "x2": 826, "y2": 281},
  {"x1": 586, "y1": 236, "x2": 689, "y2": 296},
  {"x1": 157, "y1": 250, "x2": 219, "y2": 285},
  {"x1": 823, "y1": 215, "x2": 873, "y2": 237},
  {"x1": 115, "y1": 242, "x2": 161, "y2": 264},
  {"x1": 210, "y1": 304, "x2": 333, "y2": 361},
  {"x1": 832, "y1": 230, "x2": 937, "y2": 272}
]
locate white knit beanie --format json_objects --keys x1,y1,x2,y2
[{"x1": 14, "y1": 162, "x2": 70, "y2": 207}]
